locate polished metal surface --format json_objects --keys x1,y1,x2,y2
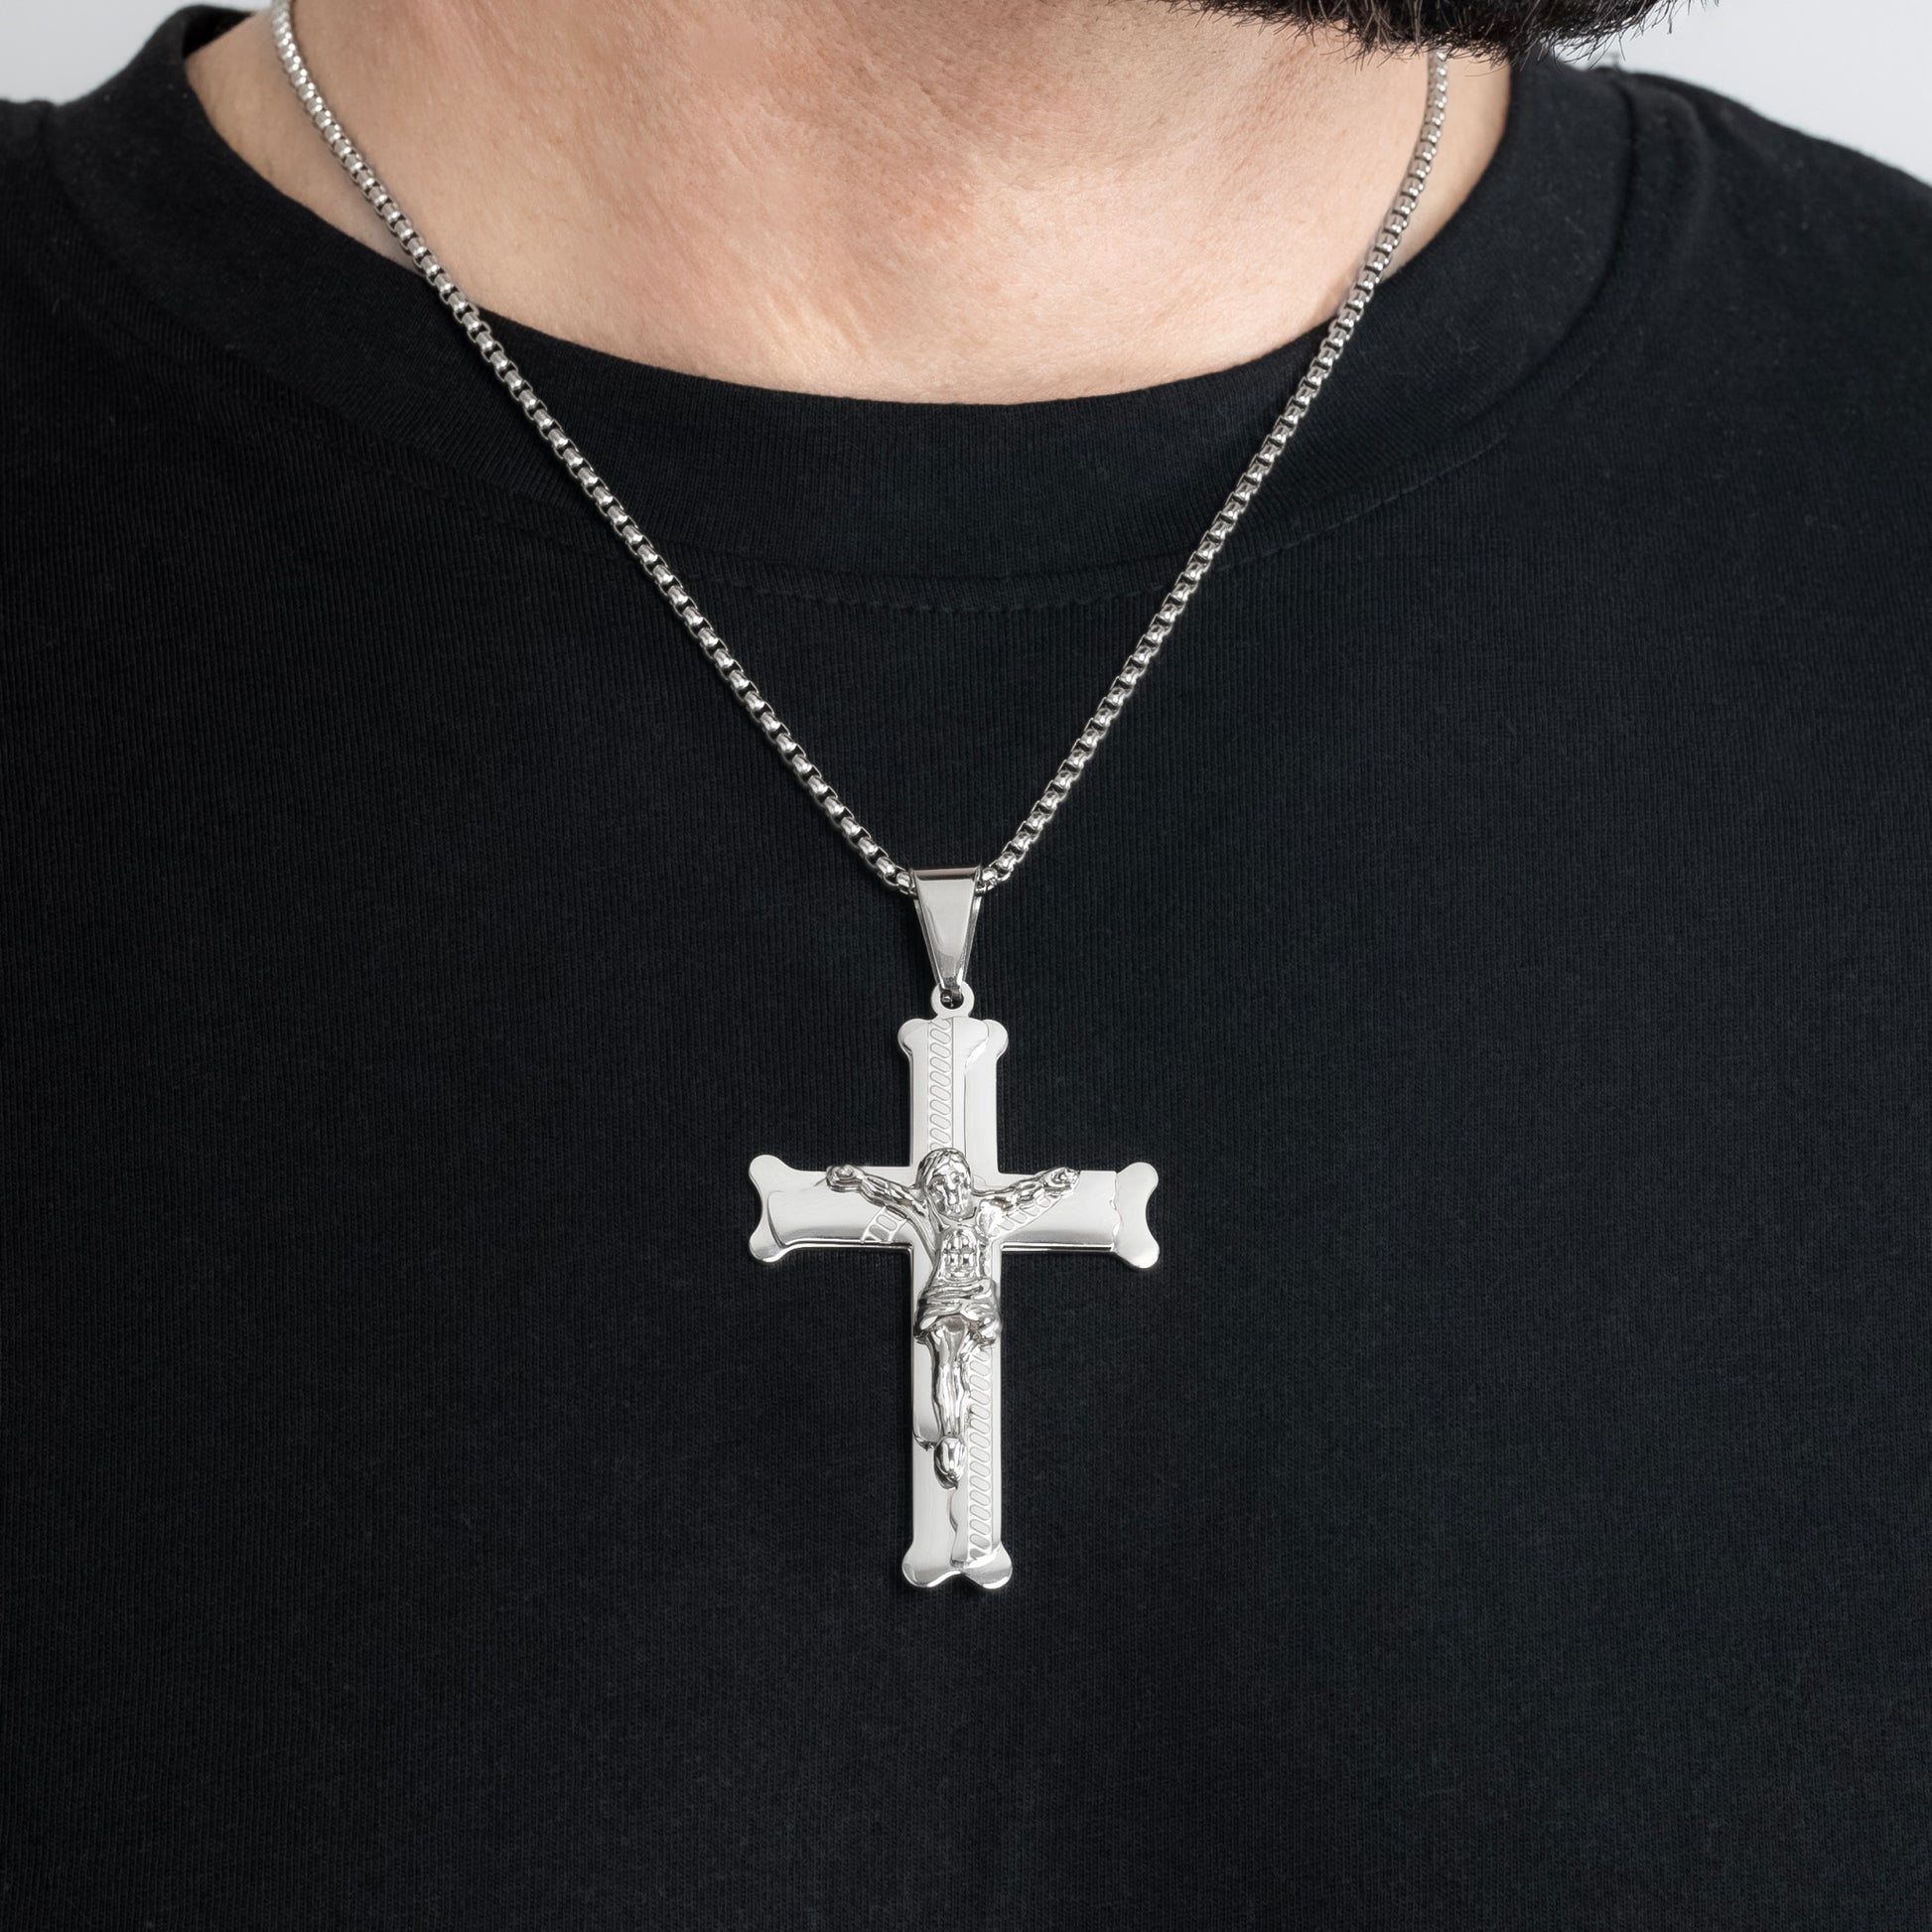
[
  {"x1": 911, "y1": 868, "x2": 982, "y2": 1009},
  {"x1": 750, "y1": 1007, "x2": 1159, "y2": 1588},
  {"x1": 272, "y1": 0, "x2": 1449, "y2": 899}
]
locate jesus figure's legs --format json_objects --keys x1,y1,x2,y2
[
  {"x1": 922, "y1": 1315, "x2": 972, "y2": 1486},
  {"x1": 916, "y1": 1282, "x2": 1002, "y2": 1489}
]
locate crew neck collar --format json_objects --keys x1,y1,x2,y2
[{"x1": 42, "y1": 8, "x2": 1658, "y2": 592}]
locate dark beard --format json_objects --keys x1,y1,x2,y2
[{"x1": 1192, "y1": 0, "x2": 1684, "y2": 59}]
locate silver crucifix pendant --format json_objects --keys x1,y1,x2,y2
[{"x1": 748, "y1": 871, "x2": 1160, "y2": 1589}]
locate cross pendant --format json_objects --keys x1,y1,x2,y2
[{"x1": 748, "y1": 981, "x2": 1159, "y2": 1590}]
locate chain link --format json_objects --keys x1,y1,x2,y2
[{"x1": 272, "y1": 0, "x2": 1447, "y2": 898}]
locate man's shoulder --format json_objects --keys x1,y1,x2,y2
[
  {"x1": 0, "y1": 97, "x2": 97, "y2": 441},
  {"x1": 0, "y1": 86, "x2": 207, "y2": 495},
  {"x1": 0, "y1": 95, "x2": 59, "y2": 246},
  {"x1": 1621, "y1": 68, "x2": 1932, "y2": 314},
  {"x1": 0, "y1": 92, "x2": 52, "y2": 150},
  {"x1": 0, "y1": 95, "x2": 99, "y2": 350},
  {"x1": 1598, "y1": 69, "x2": 1932, "y2": 456}
]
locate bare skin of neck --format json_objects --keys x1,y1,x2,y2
[{"x1": 190, "y1": 1, "x2": 1507, "y2": 404}]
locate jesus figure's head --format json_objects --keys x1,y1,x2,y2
[{"x1": 917, "y1": 1148, "x2": 979, "y2": 1226}]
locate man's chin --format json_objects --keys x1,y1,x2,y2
[{"x1": 1188, "y1": 0, "x2": 1678, "y2": 60}]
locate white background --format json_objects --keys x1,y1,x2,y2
[{"x1": 2, "y1": 0, "x2": 1928, "y2": 186}]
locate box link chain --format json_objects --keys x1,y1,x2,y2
[{"x1": 271, "y1": 0, "x2": 1448, "y2": 899}]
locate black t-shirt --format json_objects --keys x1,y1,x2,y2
[{"x1": 6, "y1": 11, "x2": 1932, "y2": 1927}]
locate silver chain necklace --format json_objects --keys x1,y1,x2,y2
[{"x1": 272, "y1": 0, "x2": 1448, "y2": 1589}]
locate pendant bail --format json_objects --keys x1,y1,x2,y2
[{"x1": 912, "y1": 868, "x2": 982, "y2": 1008}]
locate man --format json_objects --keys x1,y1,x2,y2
[{"x1": 3, "y1": 0, "x2": 1928, "y2": 1923}]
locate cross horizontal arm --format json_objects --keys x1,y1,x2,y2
[
  {"x1": 993, "y1": 1162, "x2": 1160, "y2": 1266},
  {"x1": 748, "y1": 1155, "x2": 917, "y2": 1262}
]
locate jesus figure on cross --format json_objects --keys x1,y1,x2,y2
[{"x1": 828, "y1": 1148, "x2": 1077, "y2": 1489}]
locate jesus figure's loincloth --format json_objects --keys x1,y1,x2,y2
[{"x1": 914, "y1": 1272, "x2": 1001, "y2": 1343}]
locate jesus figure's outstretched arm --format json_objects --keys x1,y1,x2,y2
[
  {"x1": 981, "y1": 1167, "x2": 1078, "y2": 1216},
  {"x1": 826, "y1": 1164, "x2": 922, "y2": 1219}
]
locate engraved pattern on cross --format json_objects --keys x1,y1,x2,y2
[{"x1": 749, "y1": 1006, "x2": 1159, "y2": 1589}]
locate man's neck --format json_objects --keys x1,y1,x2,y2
[{"x1": 190, "y1": 0, "x2": 1507, "y2": 404}]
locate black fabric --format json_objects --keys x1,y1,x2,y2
[{"x1": 6, "y1": 12, "x2": 1932, "y2": 1927}]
